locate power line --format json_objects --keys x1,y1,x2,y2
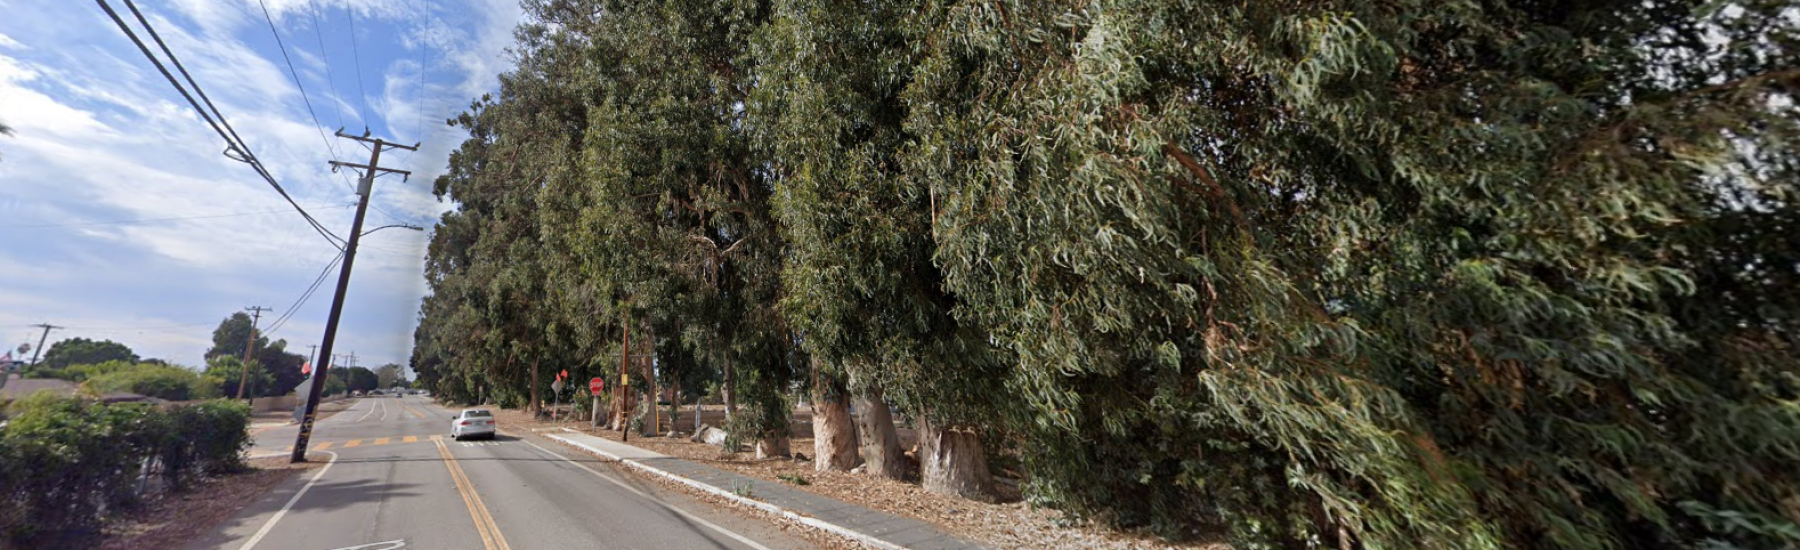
[
  {"x1": 347, "y1": 7, "x2": 371, "y2": 126},
  {"x1": 307, "y1": 6, "x2": 344, "y2": 132},
  {"x1": 97, "y1": 0, "x2": 346, "y2": 249},
  {"x1": 264, "y1": 249, "x2": 346, "y2": 336},
  {"x1": 0, "y1": 204, "x2": 352, "y2": 229},
  {"x1": 255, "y1": 0, "x2": 357, "y2": 193}
]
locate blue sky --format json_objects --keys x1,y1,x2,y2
[{"x1": 0, "y1": 0, "x2": 521, "y2": 370}]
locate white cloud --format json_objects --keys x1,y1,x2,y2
[{"x1": 0, "y1": 0, "x2": 517, "y2": 367}]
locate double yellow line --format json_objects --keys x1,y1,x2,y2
[{"x1": 436, "y1": 438, "x2": 512, "y2": 550}]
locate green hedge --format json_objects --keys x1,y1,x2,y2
[{"x1": 0, "y1": 394, "x2": 250, "y2": 545}]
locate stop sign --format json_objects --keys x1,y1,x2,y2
[{"x1": 590, "y1": 377, "x2": 605, "y2": 394}]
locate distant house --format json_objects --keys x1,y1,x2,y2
[
  {"x1": 0, "y1": 375, "x2": 77, "y2": 403},
  {"x1": 0, "y1": 375, "x2": 161, "y2": 405}
]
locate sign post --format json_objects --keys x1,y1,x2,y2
[
  {"x1": 589, "y1": 378, "x2": 605, "y2": 427},
  {"x1": 551, "y1": 376, "x2": 565, "y2": 422}
]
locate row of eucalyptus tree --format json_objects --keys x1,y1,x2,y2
[{"x1": 414, "y1": 1, "x2": 1800, "y2": 548}]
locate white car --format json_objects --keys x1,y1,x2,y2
[{"x1": 450, "y1": 409, "x2": 496, "y2": 440}]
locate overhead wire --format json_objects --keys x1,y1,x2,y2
[
  {"x1": 347, "y1": 7, "x2": 372, "y2": 126},
  {"x1": 255, "y1": 0, "x2": 358, "y2": 193},
  {"x1": 264, "y1": 249, "x2": 346, "y2": 336},
  {"x1": 0, "y1": 204, "x2": 352, "y2": 229},
  {"x1": 97, "y1": 0, "x2": 346, "y2": 249}
]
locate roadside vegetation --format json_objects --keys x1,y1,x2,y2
[
  {"x1": 410, "y1": 1, "x2": 1800, "y2": 549},
  {"x1": 0, "y1": 394, "x2": 250, "y2": 547}
]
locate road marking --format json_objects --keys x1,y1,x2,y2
[
  {"x1": 459, "y1": 441, "x2": 500, "y2": 447},
  {"x1": 436, "y1": 438, "x2": 512, "y2": 550},
  {"x1": 330, "y1": 540, "x2": 406, "y2": 550},
  {"x1": 518, "y1": 438, "x2": 773, "y2": 550},
  {"x1": 380, "y1": 398, "x2": 390, "y2": 421},
  {"x1": 343, "y1": 439, "x2": 362, "y2": 448},
  {"x1": 357, "y1": 399, "x2": 379, "y2": 422},
  {"x1": 403, "y1": 436, "x2": 418, "y2": 443},
  {"x1": 236, "y1": 450, "x2": 337, "y2": 550},
  {"x1": 314, "y1": 442, "x2": 334, "y2": 451},
  {"x1": 374, "y1": 437, "x2": 391, "y2": 446}
]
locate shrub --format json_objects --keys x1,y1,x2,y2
[
  {"x1": 85, "y1": 364, "x2": 219, "y2": 401},
  {"x1": 0, "y1": 395, "x2": 250, "y2": 546}
]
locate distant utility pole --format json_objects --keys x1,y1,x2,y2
[
  {"x1": 293, "y1": 129, "x2": 417, "y2": 463},
  {"x1": 237, "y1": 306, "x2": 273, "y2": 401},
  {"x1": 27, "y1": 323, "x2": 63, "y2": 365}
]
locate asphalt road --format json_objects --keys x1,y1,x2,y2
[{"x1": 189, "y1": 395, "x2": 818, "y2": 550}]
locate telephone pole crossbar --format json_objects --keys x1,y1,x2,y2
[
  {"x1": 291, "y1": 130, "x2": 418, "y2": 463},
  {"x1": 27, "y1": 323, "x2": 63, "y2": 365}
]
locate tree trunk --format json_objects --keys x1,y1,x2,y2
[
  {"x1": 855, "y1": 385, "x2": 906, "y2": 480},
  {"x1": 813, "y1": 373, "x2": 861, "y2": 472},
  {"x1": 756, "y1": 433, "x2": 791, "y2": 459},
  {"x1": 919, "y1": 417, "x2": 995, "y2": 502},
  {"x1": 723, "y1": 356, "x2": 737, "y2": 421},
  {"x1": 527, "y1": 356, "x2": 540, "y2": 416}
]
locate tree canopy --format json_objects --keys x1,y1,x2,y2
[
  {"x1": 411, "y1": 1, "x2": 1800, "y2": 548},
  {"x1": 37, "y1": 338, "x2": 137, "y2": 371}
]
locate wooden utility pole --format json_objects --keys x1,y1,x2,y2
[
  {"x1": 619, "y1": 316, "x2": 630, "y2": 442},
  {"x1": 237, "y1": 306, "x2": 272, "y2": 401},
  {"x1": 26, "y1": 323, "x2": 62, "y2": 365},
  {"x1": 292, "y1": 129, "x2": 417, "y2": 463}
]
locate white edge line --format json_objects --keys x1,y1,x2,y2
[
  {"x1": 238, "y1": 450, "x2": 339, "y2": 550},
  {"x1": 539, "y1": 432, "x2": 908, "y2": 550},
  {"x1": 514, "y1": 437, "x2": 774, "y2": 550},
  {"x1": 356, "y1": 399, "x2": 378, "y2": 422}
]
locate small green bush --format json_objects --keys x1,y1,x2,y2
[{"x1": 0, "y1": 395, "x2": 250, "y2": 546}]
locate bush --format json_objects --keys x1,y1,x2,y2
[
  {"x1": 0, "y1": 395, "x2": 250, "y2": 545},
  {"x1": 85, "y1": 364, "x2": 219, "y2": 401}
]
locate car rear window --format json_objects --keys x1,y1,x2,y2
[{"x1": 465, "y1": 410, "x2": 493, "y2": 418}]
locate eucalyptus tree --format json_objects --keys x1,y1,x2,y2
[
  {"x1": 569, "y1": 0, "x2": 799, "y2": 455},
  {"x1": 903, "y1": 0, "x2": 1799, "y2": 548},
  {"x1": 750, "y1": 0, "x2": 1010, "y2": 492}
]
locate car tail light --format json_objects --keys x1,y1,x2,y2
[{"x1": 460, "y1": 421, "x2": 471, "y2": 426}]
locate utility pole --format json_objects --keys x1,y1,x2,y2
[
  {"x1": 291, "y1": 129, "x2": 416, "y2": 463},
  {"x1": 238, "y1": 306, "x2": 273, "y2": 401},
  {"x1": 27, "y1": 323, "x2": 62, "y2": 365}
]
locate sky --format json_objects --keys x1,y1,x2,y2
[{"x1": 0, "y1": 0, "x2": 522, "y2": 370}]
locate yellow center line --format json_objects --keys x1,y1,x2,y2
[
  {"x1": 343, "y1": 439, "x2": 363, "y2": 448},
  {"x1": 313, "y1": 442, "x2": 334, "y2": 451},
  {"x1": 403, "y1": 436, "x2": 418, "y2": 443},
  {"x1": 436, "y1": 438, "x2": 512, "y2": 550},
  {"x1": 374, "y1": 437, "x2": 391, "y2": 446}
]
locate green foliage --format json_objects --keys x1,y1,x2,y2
[
  {"x1": 202, "y1": 356, "x2": 273, "y2": 399},
  {"x1": 0, "y1": 396, "x2": 249, "y2": 545},
  {"x1": 84, "y1": 363, "x2": 217, "y2": 401},
  {"x1": 38, "y1": 337, "x2": 137, "y2": 370},
  {"x1": 206, "y1": 312, "x2": 308, "y2": 396},
  {"x1": 411, "y1": 0, "x2": 1800, "y2": 548}
]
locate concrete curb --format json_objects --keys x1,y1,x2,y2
[{"x1": 542, "y1": 428, "x2": 910, "y2": 550}]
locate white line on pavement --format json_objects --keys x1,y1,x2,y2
[
  {"x1": 357, "y1": 399, "x2": 378, "y2": 423},
  {"x1": 516, "y1": 438, "x2": 774, "y2": 550},
  {"x1": 238, "y1": 451, "x2": 339, "y2": 550}
]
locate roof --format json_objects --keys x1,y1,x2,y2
[{"x1": 0, "y1": 376, "x2": 78, "y2": 401}]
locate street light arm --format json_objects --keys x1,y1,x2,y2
[{"x1": 361, "y1": 223, "x2": 424, "y2": 235}]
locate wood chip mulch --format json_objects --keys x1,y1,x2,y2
[
  {"x1": 491, "y1": 405, "x2": 1231, "y2": 550},
  {"x1": 92, "y1": 457, "x2": 320, "y2": 550}
]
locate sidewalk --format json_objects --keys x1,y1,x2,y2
[{"x1": 541, "y1": 428, "x2": 981, "y2": 550}]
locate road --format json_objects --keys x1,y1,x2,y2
[{"x1": 189, "y1": 395, "x2": 819, "y2": 550}]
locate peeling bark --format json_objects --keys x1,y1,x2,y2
[
  {"x1": 919, "y1": 417, "x2": 995, "y2": 502},
  {"x1": 813, "y1": 374, "x2": 861, "y2": 472},
  {"x1": 855, "y1": 385, "x2": 906, "y2": 480}
]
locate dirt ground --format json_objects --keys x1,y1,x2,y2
[
  {"x1": 496, "y1": 404, "x2": 1229, "y2": 550},
  {"x1": 93, "y1": 457, "x2": 319, "y2": 550}
]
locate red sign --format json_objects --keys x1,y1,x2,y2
[
  {"x1": 301, "y1": 362, "x2": 312, "y2": 375},
  {"x1": 589, "y1": 377, "x2": 605, "y2": 394},
  {"x1": 561, "y1": 369, "x2": 569, "y2": 380}
]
